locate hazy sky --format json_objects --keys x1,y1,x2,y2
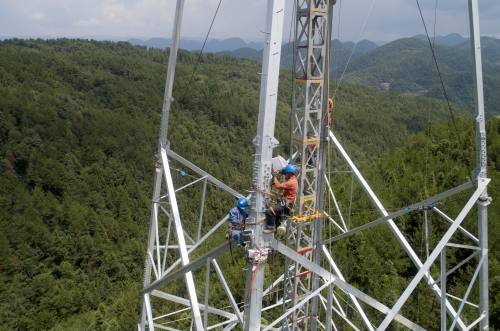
[{"x1": 0, "y1": 0, "x2": 499, "y2": 43}]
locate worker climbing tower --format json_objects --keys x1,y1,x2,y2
[{"x1": 138, "y1": 0, "x2": 491, "y2": 330}]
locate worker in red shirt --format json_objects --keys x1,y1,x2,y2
[{"x1": 264, "y1": 164, "x2": 298, "y2": 233}]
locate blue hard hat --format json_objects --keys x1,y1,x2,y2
[
  {"x1": 282, "y1": 164, "x2": 297, "y2": 174},
  {"x1": 237, "y1": 198, "x2": 249, "y2": 210}
]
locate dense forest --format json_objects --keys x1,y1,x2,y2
[
  {"x1": 341, "y1": 37, "x2": 500, "y2": 115},
  {"x1": 0, "y1": 39, "x2": 498, "y2": 330},
  {"x1": 224, "y1": 36, "x2": 500, "y2": 115}
]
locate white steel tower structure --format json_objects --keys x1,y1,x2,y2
[{"x1": 138, "y1": 0, "x2": 491, "y2": 330}]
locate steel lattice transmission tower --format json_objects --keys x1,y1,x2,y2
[{"x1": 138, "y1": 0, "x2": 491, "y2": 330}]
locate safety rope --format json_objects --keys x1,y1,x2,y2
[
  {"x1": 415, "y1": 0, "x2": 475, "y2": 194},
  {"x1": 290, "y1": 211, "x2": 323, "y2": 224},
  {"x1": 415, "y1": 0, "x2": 471, "y2": 184}
]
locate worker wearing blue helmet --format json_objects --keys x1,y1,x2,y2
[{"x1": 228, "y1": 198, "x2": 249, "y2": 246}]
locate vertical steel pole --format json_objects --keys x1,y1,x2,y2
[
  {"x1": 158, "y1": 0, "x2": 185, "y2": 148},
  {"x1": 440, "y1": 248, "x2": 446, "y2": 331},
  {"x1": 468, "y1": 0, "x2": 489, "y2": 329},
  {"x1": 140, "y1": 167, "x2": 163, "y2": 330},
  {"x1": 424, "y1": 210, "x2": 430, "y2": 259},
  {"x1": 197, "y1": 178, "x2": 208, "y2": 241},
  {"x1": 140, "y1": 1, "x2": 186, "y2": 329},
  {"x1": 243, "y1": 0, "x2": 285, "y2": 329},
  {"x1": 325, "y1": 284, "x2": 334, "y2": 331},
  {"x1": 160, "y1": 150, "x2": 204, "y2": 330},
  {"x1": 310, "y1": 1, "x2": 335, "y2": 329},
  {"x1": 204, "y1": 258, "x2": 211, "y2": 330}
]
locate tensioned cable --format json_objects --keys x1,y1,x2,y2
[
  {"x1": 432, "y1": 0, "x2": 439, "y2": 48},
  {"x1": 179, "y1": 0, "x2": 223, "y2": 102},
  {"x1": 424, "y1": 0, "x2": 439, "y2": 197},
  {"x1": 415, "y1": 0, "x2": 474, "y2": 187},
  {"x1": 414, "y1": 0, "x2": 462, "y2": 147},
  {"x1": 333, "y1": 0, "x2": 377, "y2": 97},
  {"x1": 333, "y1": 0, "x2": 342, "y2": 81},
  {"x1": 288, "y1": 1, "x2": 297, "y2": 154}
]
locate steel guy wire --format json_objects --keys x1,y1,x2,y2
[
  {"x1": 177, "y1": 0, "x2": 224, "y2": 105},
  {"x1": 333, "y1": 0, "x2": 377, "y2": 97}
]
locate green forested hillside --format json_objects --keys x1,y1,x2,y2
[
  {"x1": 329, "y1": 118, "x2": 500, "y2": 328},
  {"x1": 0, "y1": 39, "x2": 498, "y2": 330},
  {"x1": 342, "y1": 37, "x2": 500, "y2": 114},
  {"x1": 225, "y1": 36, "x2": 500, "y2": 115}
]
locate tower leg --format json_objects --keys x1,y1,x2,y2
[
  {"x1": 468, "y1": 0, "x2": 489, "y2": 328},
  {"x1": 243, "y1": 0, "x2": 285, "y2": 329}
]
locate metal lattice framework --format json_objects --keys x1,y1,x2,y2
[
  {"x1": 285, "y1": 0, "x2": 332, "y2": 328},
  {"x1": 138, "y1": 0, "x2": 490, "y2": 330}
]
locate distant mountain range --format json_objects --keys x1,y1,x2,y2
[
  {"x1": 209, "y1": 34, "x2": 500, "y2": 114},
  {"x1": 216, "y1": 39, "x2": 379, "y2": 68},
  {"x1": 338, "y1": 36, "x2": 500, "y2": 114},
  {"x1": 127, "y1": 34, "x2": 500, "y2": 114},
  {"x1": 128, "y1": 37, "x2": 263, "y2": 52},
  {"x1": 214, "y1": 34, "x2": 482, "y2": 66},
  {"x1": 413, "y1": 33, "x2": 468, "y2": 47}
]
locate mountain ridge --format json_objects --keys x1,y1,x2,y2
[{"x1": 128, "y1": 37, "x2": 263, "y2": 52}]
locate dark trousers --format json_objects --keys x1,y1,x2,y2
[{"x1": 265, "y1": 203, "x2": 291, "y2": 228}]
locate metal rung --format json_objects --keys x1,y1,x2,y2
[
  {"x1": 288, "y1": 315, "x2": 310, "y2": 323},
  {"x1": 295, "y1": 78, "x2": 323, "y2": 84},
  {"x1": 298, "y1": 8, "x2": 328, "y2": 15},
  {"x1": 297, "y1": 246, "x2": 313, "y2": 254},
  {"x1": 296, "y1": 44, "x2": 324, "y2": 49},
  {"x1": 310, "y1": 9, "x2": 328, "y2": 14},
  {"x1": 292, "y1": 136, "x2": 320, "y2": 145}
]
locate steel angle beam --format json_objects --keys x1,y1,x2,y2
[
  {"x1": 174, "y1": 176, "x2": 207, "y2": 193},
  {"x1": 432, "y1": 207, "x2": 479, "y2": 243},
  {"x1": 142, "y1": 242, "x2": 230, "y2": 294},
  {"x1": 468, "y1": 0, "x2": 490, "y2": 328},
  {"x1": 151, "y1": 290, "x2": 236, "y2": 320},
  {"x1": 449, "y1": 254, "x2": 485, "y2": 330},
  {"x1": 140, "y1": 0, "x2": 189, "y2": 329},
  {"x1": 318, "y1": 294, "x2": 361, "y2": 331},
  {"x1": 263, "y1": 280, "x2": 334, "y2": 331},
  {"x1": 272, "y1": 240, "x2": 424, "y2": 331},
  {"x1": 211, "y1": 259, "x2": 244, "y2": 324},
  {"x1": 163, "y1": 193, "x2": 249, "y2": 276},
  {"x1": 163, "y1": 194, "x2": 250, "y2": 276},
  {"x1": 441, "y1": 251, "x2": 480, "y2": 286},
  {"x1": 329, "y1": 131, "x2": 470, "y2": 330},
  {"x1": 322, "y1": 246, "x2": 374, "y2": 330},
  {"x1": 159, "y1": 148, "x2": 204, "y2": 330},
  {"x1": 322, "y1": 180, "x2": 474, "y2": 245},
  {"x1": 166, "y1": 149, "x2": 242, "y2": 198},
  {"x1": 377, "y1": 178, "x2": 489, "y2": 329},
  {"x1": 163, "y1": 214, "x2": 229, "y2": 275},
  {"x1": 152, "y1": 324, "x2": 182, "y2": 331},
  {"x1": 144, "y1": 293, "x2": 155, "y2": 331}
]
